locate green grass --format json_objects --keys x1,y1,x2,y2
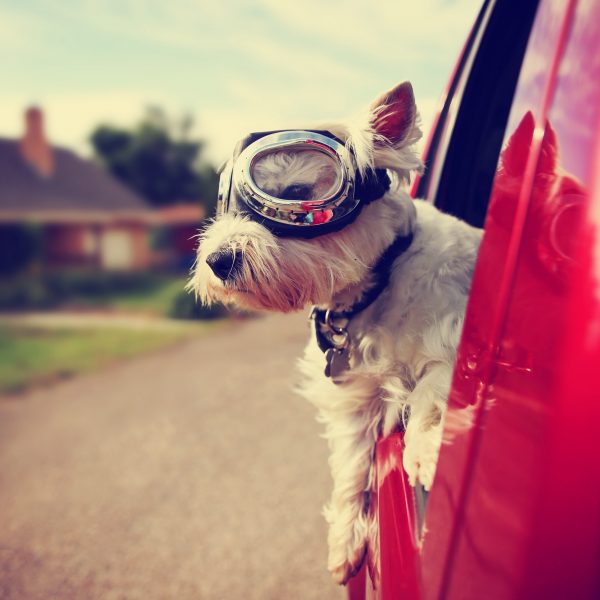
[
  {"x1": 64, "y1": 275, "x2": 188, "y2": 315},
  {"x1": 0, "y1": 324, "x2": 202, "y2": 395},
  {"x1": 0, "y1": 271, "x2": 193, "y2": 316},
  {"x1": 98, "y1": 277, "x2": 187, "y2": 314}
]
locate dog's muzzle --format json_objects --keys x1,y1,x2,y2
[{"x1": 217, "y1": 130, "x2": 391, "y2": 238}]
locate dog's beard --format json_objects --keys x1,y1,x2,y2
[
  {"x1": 191, "y1": 214, "x2": 371, "y2": 313},
  {"x1": 190, "y1": 147, "x2": 404, "y2": 313}
]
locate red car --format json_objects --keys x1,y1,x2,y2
[{"x1": 349, "y1": 0, "x2": 600, "y2": 598}]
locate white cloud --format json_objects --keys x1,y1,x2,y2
[
  {"x1": 0, "y1": 5, "x2": 46, "y2": 51},
  {"x1": 0, "y1": 84, "x2": 444, "y2": 167},
  {"x1": 256, "y1": 0, "x2": 481, "y2": 64},
  {"x1": 200, "y1": 93, "x2": 442, "y2": 163},
  {"x1": 37, "y1": 0, "x2": 223, "y2": 52},
  {"x1": 0, "y1": 0, "x2": 480, "y2": 166},
  {"x1": 0, "y1": 90, "x2": 177, "y2": 155}
]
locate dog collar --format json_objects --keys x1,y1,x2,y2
[{"x1": 311, "y1": 231, "x2": 414, "y2": 383}]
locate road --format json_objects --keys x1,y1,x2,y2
[{"x1": 0, "y1": 312, "x2": 345, "y2": 600}]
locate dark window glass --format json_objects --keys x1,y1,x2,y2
[
  {"x1": 418, "y1": 0, "x2": 540, "y2": 228},
  {"x1": 415, "y1": 0, "x2": 492, "y2": 202}
]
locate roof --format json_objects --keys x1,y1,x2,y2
[{"x1": 0, "y1": 138, "x2": 153, "y2": 223}]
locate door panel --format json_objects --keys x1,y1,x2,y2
[{"x1": 422, "y1": 1, "x2": 600, "y2": 598}]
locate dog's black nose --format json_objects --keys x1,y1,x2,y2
[{"x1": 206, "y1": 249, "x2": 241, "y2": 281}]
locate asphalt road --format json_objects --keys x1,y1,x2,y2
[{"x1": 0, "y1": 312, "x2": 345, "y2": 600}]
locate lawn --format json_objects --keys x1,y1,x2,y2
[
  {"x1": 66, "y1": 275, "x2": 188, "y2": 315},
  {"x1": 0, "y1": 271, "x2": 195, "y2": 317},
  {"x1": 0, "y1": 324, "x2": 205, "y2": 395},
  {"x1": 0, "y1": 272, "x2": 230, "y2": 395},
  {"x1": 108, "y1": 277, "x2": 186, "y2": 313}
]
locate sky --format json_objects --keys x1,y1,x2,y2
[{"x1": 1, "y1": 0, "x2": 481, "y2": 165}]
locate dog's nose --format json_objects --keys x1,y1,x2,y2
[{"x1": 206, "y1": 249, "x2": 241, "y2": 281}]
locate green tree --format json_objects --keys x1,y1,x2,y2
[{"x1": 90, "y1": 107, "x2": 218, "y2": 211}]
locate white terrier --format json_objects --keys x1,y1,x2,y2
[{"x1": 190, "y1": 82, "x2": 482, "y2": 584}]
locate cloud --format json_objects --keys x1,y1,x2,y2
[
  {"x1": 199, "y1": 94, "x2": 441, "y2": 163},
  {"x1": 0, "y1": 5, "x2": 46, "y2": 51},
  {"x1": 35, "y1": 0, "x2": 220, "y2": 52},
  {"x1": 0, "y1": 90, "x2": 177, "y2": 155},
  {"x1": 0, "y1": 0, "x2": 481, "y2": 165},
  {"x1": 255, "y1": 0, "x2": 481, "y2": 67}
]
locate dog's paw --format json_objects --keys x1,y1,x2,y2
[
  {"x1": 328, "y1": 540, "x2": 367, "y2": 585},
  {"x1": 325, "y1": 504, "x2": 369, "y2": 585},
  {"x1": 403, "y1": 426, "x2": 442, "y2": 491}
]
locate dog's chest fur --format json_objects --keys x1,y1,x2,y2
[{"x1": 299, "y1": 200, "x2": 482, "y2": 431}]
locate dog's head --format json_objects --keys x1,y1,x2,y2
[{"x1": 189, "y1": 82, "x2": 423, "y2": 313}]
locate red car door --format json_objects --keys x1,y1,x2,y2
[{"x1": 350, "y1": 0, "x2": 600, "y2": 598}]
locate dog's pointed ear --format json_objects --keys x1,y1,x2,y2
[{"x1": 371, "y1": 81, "x2": 417, "y2": 147}]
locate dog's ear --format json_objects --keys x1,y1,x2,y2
[{"x1": 371, "y1": 81, "x2": 417, "y2": 147}]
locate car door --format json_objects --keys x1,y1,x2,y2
[
  {"x1": 423, "y1": 0, "x2": 600, "y2": 598},
  {"x1": 350, "y1": 0, "x2": 600, "y2": 598}
]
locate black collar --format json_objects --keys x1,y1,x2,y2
[
  {"x1": 311, "y1": 231, "x2": 413, "y2": 372},
  {"x1": 335, "y1": 231, "x2": 413, "y2": 318}
]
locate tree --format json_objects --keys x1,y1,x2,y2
[{"x1": 90, "y1": 107, "x2": 218, "y2": 211}]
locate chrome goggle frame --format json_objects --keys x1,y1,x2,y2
[{"x1": 217, "y1": 131, "x2": 361, "y2": 234}]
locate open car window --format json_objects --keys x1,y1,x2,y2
[{"x1": 416, "y1": 0, "x2": 541, "y2": 229}]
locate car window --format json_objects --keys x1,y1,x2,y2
[
  {"x1": 417, "y1": 0, "x2": 541, "y2": 229},
  {"x1": 414, "y1": 0, "x2": 492, "y2": 203}
]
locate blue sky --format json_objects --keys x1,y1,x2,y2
[{"x1": 1, "y1": 0, "x2": 481, "y2": 164}]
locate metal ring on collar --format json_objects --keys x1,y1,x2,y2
[{"x1": 324, "y1": 309, "x2": 349, "y2": 334}]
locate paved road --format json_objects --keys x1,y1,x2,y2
[{"x1": 0, "y1": 313, "x2": 345, "y2": 600}]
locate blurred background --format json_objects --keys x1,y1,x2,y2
[{"x1": 0, "y1": 1, "x2": 480, "y2": 598}]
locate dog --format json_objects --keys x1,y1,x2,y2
[{"x1": 190, "y1": 82, "x2": 482, "y2": 584}]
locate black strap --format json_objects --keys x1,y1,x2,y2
[
  {"x1": 355, "y1": 169, "x2": 391, "y2": 206},
  {"x1": 339, "y1": 231, "x2": 413, "y2": 317},
  {"x1": 312, "y1": 231, "x2": 413, "y2": 354},
  {"x1": 248, "y1": 168, "x2": 391, "y2": 239}
]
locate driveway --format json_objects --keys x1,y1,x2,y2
[{"x1": 0, "y1": 312, "x2": 344, "y2": 600}]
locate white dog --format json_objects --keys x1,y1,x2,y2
[{"x1": 190, "y1": 82, "x2": 482, "y2": 584}]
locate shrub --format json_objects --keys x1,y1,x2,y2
[
  {"x1": 0, "y1": 276, "x2": 57, "y2": 310},
  {"x1": 0, "y1": 224, "x2": 44, "y2": 276},
  {"x1": 48, "y1": 270, "x2": 161, "y2": 298},
  {"x1": 168, "y1": 289, "x2": 228, "y2": 320},
  {"x1": 0, "y1": 270, "x2": 164, "y2": 311}
]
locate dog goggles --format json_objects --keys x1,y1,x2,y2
[{"x1": 217, "y1": 130, "x2": 391, "y2": 238}]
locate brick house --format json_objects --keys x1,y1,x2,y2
[{"x1": 0, "y1": 107, "x2": 203, "y2": 272}]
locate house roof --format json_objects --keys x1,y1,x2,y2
[{"x1": 0, "y1": 138, "x2": 154, "y2": 223}]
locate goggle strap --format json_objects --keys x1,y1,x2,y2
[{"x1": 355, "y1": 168, "x2": 391, "y2": 205}]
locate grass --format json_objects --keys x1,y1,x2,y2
[
  {"x1": 0, "y1": 272, "x2": 230, "y2": 395},
  {"x1": 66, "y1": 275, "x2": 188, "y2": 316},
  {"x1": 0, "y1": 323, "x2": 205, "y2": 395},
  {"x1": 102, "y1": 277, "x2": 187, "y2": 314}
]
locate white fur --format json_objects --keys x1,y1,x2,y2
[
  {"x1": 297, "y1": 198, "x2": 480, "y2": 582},
  {"x1": 189, "y1": 90, "x2": 482, "y2": 585}
]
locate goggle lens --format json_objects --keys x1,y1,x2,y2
[{"x1": 250, "y1": 148, "x2": 342, "y2": 202}]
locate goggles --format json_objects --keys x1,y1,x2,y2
[{"x1": 217, "y1": 130, "x2": 391, "y2": 238}]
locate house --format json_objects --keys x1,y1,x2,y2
[{"x1": 0, "y1": 107, "x2": 203, "y2": 273}]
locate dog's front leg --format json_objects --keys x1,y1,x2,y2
[
  {"x1": 317, "y1": 384, "x2": 381, "y2": 585},
  {"x1": 402, "y1": 362, "x2": 452, "y2": 490}
]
